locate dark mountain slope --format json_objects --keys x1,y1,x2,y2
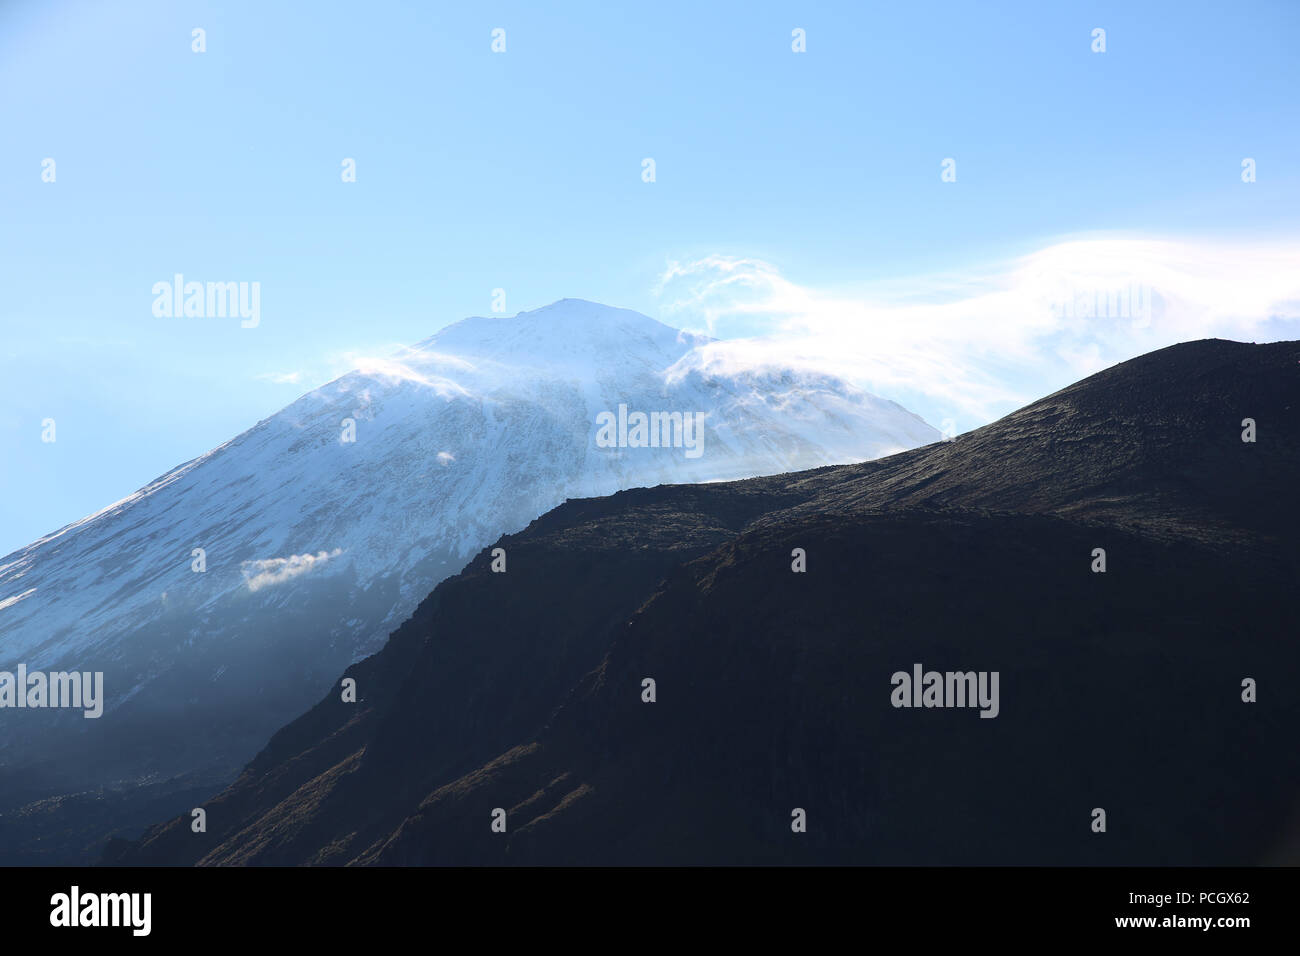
[
  {"x1": 362, "y1": 509, "x2": 1294, "y2": 866},
  {"x1": 109, "y1": 483, "x2": 801, "y2": 865},
  {"x1": 762, "y1": 336, "x2": 1299, "y2": 541},
  {"x1": 113, "y1": 339, "x2": 1300, "y2": 865}
]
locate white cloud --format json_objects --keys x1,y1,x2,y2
[
  {"x1": 263, "y1": 344, "x2": 481, "y2": 402},
  {"x1": 335, "y1": 346, "x2": 477, "y2": 398},
  {"x1": 256, "y1": 371, "x2": 303, "y2": 385},
  {"x1": 241, "y1": 549, "x2": 343, "y2": 593},
  {"x1": 656, "y1": 238, "x2": 1300, "y2": 429},
  {"x1": 436, "y1": 451, "x2": 455, "y2": 466}
]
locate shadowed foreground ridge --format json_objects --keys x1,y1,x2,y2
[{"x1": 112, "y1": 339, "x2": 1300, "y2": 866}]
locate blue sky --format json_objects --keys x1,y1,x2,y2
[{"x1": 2, "y1": 0, "x2": 1298, "y2": 557}]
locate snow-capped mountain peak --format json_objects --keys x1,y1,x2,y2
[{"x1": 0, "y1": 299, "x2": 938, "y2": 790}]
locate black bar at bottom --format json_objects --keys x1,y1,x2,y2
[{"x1": 8, "y1": 866, "x2": 1290, "y2": 942}]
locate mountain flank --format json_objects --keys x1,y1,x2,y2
[
  {"x1": 0, "y1": 299, "x2": 935, "y2": 863},
  {"x1": 113, "y1": 339, "x2": 1300, "y2": 865}
]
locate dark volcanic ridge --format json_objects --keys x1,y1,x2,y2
[{"x1": 112, "y1": 339, "x2": 1300, "y2": 866}]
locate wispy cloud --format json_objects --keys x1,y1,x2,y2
[
  {"x1": 241, "y1": 549, "x2": 343, "y2": 593},
  {"x1": 315, "y1": 344, "x2": 478, "y2": 398},
  {"x1": 656, "y1": 238, "x2": 1300, "y2": 429},
  {"x1": 253, "y1": 343, "x2": 480, "y2": 399},
  {"x1": 256, "y1": 371, "x2": 303, "y2": 385},
  {"x1": 345, "y1": 356, "x2": 475, "y2": 397}
]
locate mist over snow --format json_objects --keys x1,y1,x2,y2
[{"x1": 655, "y1": 238, "x2": 1300, "y2": 433}]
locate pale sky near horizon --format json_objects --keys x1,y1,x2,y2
[{"x1": 2, "y1": 0, "x2": 1298, "y2": 557}]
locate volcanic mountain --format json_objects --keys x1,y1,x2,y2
[
  {"x1": 0, "y1": 299, "x2": 937, "y2": 863},
  {"x1": 114, "y1": 338, "x2": 1300, "y2": 866}
]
